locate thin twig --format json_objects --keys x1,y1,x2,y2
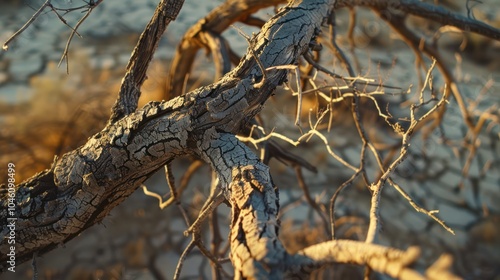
[
  {"x1": 233, "y1": 25, "x2": 267, "y2": 88},
  {"x1": 58, "y1": 6, "x2": 95, "y2": 73},
  {"x1": 3, "y1": 0, "x2": 51, "y2": 50},
  {"x1": 365, "y1": 78, "x2": 449, "y2": 243},
  {"x1": 294, "y1": 166, "x2": 330, "y2": 236},
  {"x1": 388, "y1": 178, "x2": 454, "y2": 234},
  {"x1": 330, "y1": 171, "x2": 361, "y2": 239},
  {"x1": 173, "y1": 240, "x2": 195, "y2": 280}
]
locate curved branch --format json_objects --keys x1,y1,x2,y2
[
  {"x1": 166, "y1": 0, "x2": 286, "y2": 99},
  {"x1": 335, "y1": 0, "x2": 500, "y2": 40},
  {"x1": 290, "y1": 240, "x2": 460, "y2": 280},
  {"x1": 374, "y1": 9, "x2": 474, "y2": 130},
  {"x1": 108, "y1": 0, "x2": 185, "y2": 124},
  {"x1": 0, "y1": 0, "x2": 475, "y2": 278},
  {"x1": 0, "y1": 0, "x2": 322, "y2": 272},
  {"x1": 205, "y1": 31, "x2": 233, "y2": 82}
]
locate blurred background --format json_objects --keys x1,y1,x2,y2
[{"x1": 1, "y1": 0, "x2": 499, "y2": 279}]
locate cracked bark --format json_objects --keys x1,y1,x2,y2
[
  {"x1": 1, "y1": 0, "x2": 465, "y2": 278},
  {"x1": 1, "y1": 0, "x2": 323, "y2": 273},
  {"x1": 109, "y1": 0, "x2": 185, "y2": 124}
]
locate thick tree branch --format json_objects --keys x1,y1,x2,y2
[
  {"x1": 0, "y1": 0, "x2": 321, "y2": 272},
  {"x1": 335, "y1": 0, "x2": 500, "y2": 40},
  {"x1": 108, "y1": 0, "x2": 185, "y2": 124},
  {"x1": 3, "y1": 0, "x2": 492, "y2": 278}
]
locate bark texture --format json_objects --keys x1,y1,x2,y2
[
  {"x1": 166, "y1": 0, "x2": 286, "y2": 98},
  {"x1": 0, "y1": 0, "x2": 324, "y2": 274},
  {"x1": 109, "y1": 0, "x2": 185, "y2": 123},
  {"x1": 1, "y1": 0, "x2": 475, "y2": 278}
]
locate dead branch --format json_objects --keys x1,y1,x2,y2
[
  {"x1": 2, "y1": 0, "x2": 499, "y2": 278},
  {"x1": 108, "y1": 0, "x2": 185, "y2": 124},
  {"x1": 289, "y1": 239, "x2": 460, "y2": 280},
  {"x1": 335, "y1": 0, "x2": 500, "y2": 40},
  {"x1": 166, "y1": 0, "x2": 286, "y2": 99}
]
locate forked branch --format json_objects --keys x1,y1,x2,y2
[{"x1": 2, "y1": 0, "x2": 499, "y2": 278}]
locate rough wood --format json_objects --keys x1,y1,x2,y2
[
  {"x1": 0, "y1": 0, "x2": 320, "y2": 273},
  {"x1": 166, "y1": 0, "x2": 286, "y2": 98},
  {"x1": 1, "y1": 0, "x2": 483, "y2": 278},
  {"x1": 109, "y1": 0, "x2": 185, "y2": 124}
]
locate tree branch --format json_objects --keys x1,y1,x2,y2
[
  {"x1": 335, "y1": 0, "x2": 500, "y2": 40},
  {"x1": 166, "y1": 0, "x2": 286, "y2": 98},
  {"x1": 0, "y1": 0, "x2": 321, "y2": 272},
  {"x1": 108, "y1": 0, "x2": 185, "y2": 124},
  {"x1": 2, "y1": 0, "x2": 487, "y2": 278}
]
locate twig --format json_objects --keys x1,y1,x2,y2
[
  {"x1": 58, "y1": 6, "x2": 95, "y2": 73},
  {"x1": 388, "y1": 178, "x2": 454, "y2": 234},
  {"x1": 177, "y1": 174, "x2": 228, "y2": 275},
  {"x1": 173, "y1": 240, "x2": 195, "y2": 280},
  {"x1": 294, "y1": 166, "x2": 330, "y2": 236},
  {"x1": 31, "y1": 252, "x2": 38, "y2": 280},
  {"x1": 164, "y1": 163, "x2": 191, "y2": 226},
  {"x1": 46, "y1": 3, "x2": 84, "y2": 38},
  {"x1": 3, "y1": 0, "x2": 51, "y2": 51},
  {"x1": 233, "y1": 25, "x2": 267, "y2": 88},
  {"x1": 365, "y1": 72, "x2": 450, "y2": 243},
  {"x1": 327, "y1": 10, "x2": 356, "y2": 77},
  {"x1": 330, "y1": 171, "x2": 361, "y2": 239}
]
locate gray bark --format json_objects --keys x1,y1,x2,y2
[
  {"x1": 0, "y1": 0, "x2": 323, "y2": 274},
  {"x1": 1, "y1": 0, "x2": 474, "y2": 278}
]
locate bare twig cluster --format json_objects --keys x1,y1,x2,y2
[{"x1": 2, "y1": 0, "x2": 104, "y2": 72}]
